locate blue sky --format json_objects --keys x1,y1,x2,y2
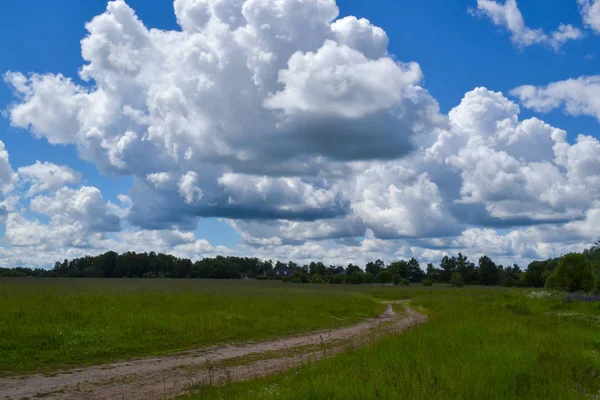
[{"x1": 1, "y1": 0, "x2": 599, "y2": 267}]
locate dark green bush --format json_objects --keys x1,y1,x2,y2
[
  {"x1": 349, "y1": 271, "x2": 365, "y2": 285},
  {"x1": 291, "y1": 271, "x2": 309, "y2": 283},
  {"x1": 450, "y1": 272, "x2": 465, "y2": 287},
  {"x1": 329, "y1": 275, "x2": 344, "y2": 284},
  {"x1": 312, "y1": 276, "x2": 325, "y2": 284},
  {"x1": 400, "y1": 278, "x2": 410, "y2": 286},
  {"x1": 545, "y1": 253, "x2": 595, "y2": 293},
  {"x1": 422, "y1": 279, "x2": 433, "y2": 287},
  {"x1": 377, "y1": 270, "x2": 393, "y2": 284},
  {"x1": 503, "y1": 276, "x2": 518, "y2": 287}
]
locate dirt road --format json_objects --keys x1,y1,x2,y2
[{"x1": 0, "y1": 301, "x2": 427, "y2": 400}]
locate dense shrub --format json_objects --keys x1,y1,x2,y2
[
  {"x1": 545, "y1": 253, "x2": 595, "y2": 293},
  {"x1": 291, "y1": 271, "x2": 309, "y2": 283},
  {"x1": 364, "y1": 272, "x2": 375, "y2": 284},
  {"x1": 329, "y1": 275, "x2": 344, "y2": 284},
  {"x1": 450, "y1": 272, "x2": 465, "y2": 287},
  {"x1": 377, "y1": 270, "x2": 393, "y2": 284},
  {"x1": 400, "y1": 278, "x2": 410, "y2": 286},
  {"x1": 422, "y1": 279, "x2": 433, "y2": 287},
  {"x1": 349, "y1": 271, "x2": 365, "y2": 285},
  {"x1": 312, "y1": 276, "x2": 326, "y2": 284},
  {"x1": 503, "y1": 276, "x2": 518, "y2": 287}
]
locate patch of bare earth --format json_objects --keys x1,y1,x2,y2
[{"x1": 0, "y1": 301, "x2": 427, "y2": 400}]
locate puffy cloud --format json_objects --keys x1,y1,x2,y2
[
  {"x1": 428, "y1": 87, "x2": 600, "y2": 226},
  {"x1": 265, "y1": 40, "x2": 421, "y2": 119},
  {"x1": 5, "y1": 0, "x2": 442, "y2": 231},
  {"x1": 17, "y1": 161, "x2": 82, "y2": 195},
  {"x1": 219, "y1": 173, "x2": 344, "y2": 218},
  {"x1": 511, "y1": 76, "x2": 600, "y2": 121},
  {"x1": 2, "y1": 213, "x2": 227, "y2": 267},
  {"x1": 146, "y1": 172, "x2": 173, "y2": 189},
  {"x1": 578, "y1": 0, "x2": 600, "y2": 33},
  {"x1": 179, "y1": 171, "x2": 204, "y2": 204},
  {"x1": 331, "y1": 16, "x2": 388, "y2": 60},
  {"x1": 5, "y1": 213, "x2": 90, "y2": 248},
  {"x1": 0, "y1": 141, "x2": 16, "y2": 195},
  {"x1": 29, "y1": 186, "x2": 121, "y2": 232},
  {"x1": 345, "y1": 164, "x2": 459, "y2": 238},
  {"x1": 3, "y1": 0, "x2": 600, "y2": 268},
  {"x1": 470, "y1": 0, "x2": 582, "y2": 50}
]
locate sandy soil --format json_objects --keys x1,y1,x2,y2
[{"x1": 0, "y1": 301, "x2": 427, "y2": 400}]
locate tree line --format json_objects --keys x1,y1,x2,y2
[{"x1": 0, "y1": 246, "x2": 598, "y2": 292}]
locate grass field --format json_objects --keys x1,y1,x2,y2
[
  {"x1": 190, "y1": 288, "x2": 600, "y2": 400},
  {"x1": 0, "y1": 278, "x2": 398, "y2": 374},
  {"x1": 4, "y1": 279, "x2": 598, "y2": 399}
]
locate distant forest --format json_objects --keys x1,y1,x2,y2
[{"x1": 2, "y1": 245, "x2": 599, "y2": 289}]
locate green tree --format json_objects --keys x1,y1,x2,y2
[
  {"x1": 439, "y1": 255, "x2": 457, "y2": 283},
  {"x1": 406, "y1": 258, "x2": 425, "y2": 282},
  {"x1": 309, "y1": 262, "x2": 327, "y2": 276},
  {"x1": 478, "y1": 255, "x2": 499, "y2": 286},
  {"x1": 426, "y1": 263, "x2": 441, "y2": 282},
  {"x1": 525, "y1": 259, "x2": 558, "y2": 287},
  {"x1": 346, "y1": 264, "x2": 361, "y2": 276},
  {"x1": 365, "y1": 259, "x2": 385, "y2": 276},
  {"x1": 377, "y1": 269, "x2": 393, "y2": 284},
  {"x1": 545, "y1": 253, "x2": 595, "y2": 292},
  {"x1": 388, "y1": 261, "x2": 408, "y2": 279},
  {"x1": 456, "y1": 253, "x2": 478, "y2": 284}
]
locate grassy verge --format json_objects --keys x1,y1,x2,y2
[
  {"x1": 189, "y1": 288, "x2": 600, "y2": 400},
  {"x1": 0, "y1": 278, "x2": 391, "y2": 374}
]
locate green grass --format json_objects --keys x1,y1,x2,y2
[
  {"x1": 0, "y1": 278, "x2": 400, "y2": 374},
  {"x1": 190, "y1": 288, "x2": 600, "y2": 400}
]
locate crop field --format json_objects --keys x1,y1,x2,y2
[
  {"x1": 191, "y1": 288, "x2": 600, "y2": 400},
  {"x1": 0, "y1": 278, "x2": 395, "y2": 374}
]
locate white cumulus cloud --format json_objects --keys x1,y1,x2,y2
[
  {"x1": 471, "y1": 0, "x2": 582, "y2": 50},
  {"x1": 18, "y1": 161, "x2": 82, "y2": 196},
  {"x1": 511, "y1": 76, "x2": 600, "y2": 121},
  {"x1": 578, "y1": 0, "x2": 600, "y2": 33},
  {"x1": 2, "y1": 0, "x2": 600, "y2": 268}
]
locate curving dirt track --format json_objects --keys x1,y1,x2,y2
[{"x1": 0, "y1": 301, "x2": 427, "y2": 400}]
